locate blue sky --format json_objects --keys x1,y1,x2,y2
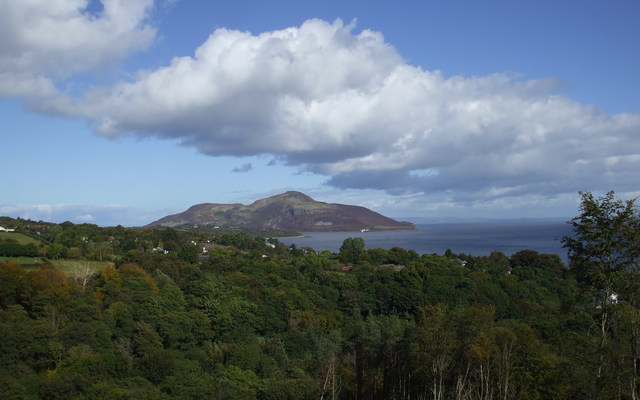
[{"x1": 1, "y1": 0, "x2": 639, "y2": 226}]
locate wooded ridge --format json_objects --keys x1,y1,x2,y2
[{"x1": 0, "y1": 191, "x2": 638, "y2": 399}]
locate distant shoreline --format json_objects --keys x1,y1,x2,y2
[
  {"x1": 279, "y1": 221, "x2": 572, "y2": 262},
  {"x1": 276, "y1": 226, "x2": 417, "y2": 238}
]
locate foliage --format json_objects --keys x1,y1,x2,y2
[
  {"x1": 563, "y1": 191, "x2": 640, "y2": 288},
  {"x1": 561, "y1": 191, "x2": 640, "y2": 397},
  {"x1": 0, "y1": 199, "x2": 638, "y2": 399},
  {"x1": 0, "y1": 241, "x2": 39, "y2": 257},
  {"x1": 338, "y1": 237, "x2": 365, "y2": 264}
]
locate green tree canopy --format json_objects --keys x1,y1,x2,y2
[
  {"x1": 562, "y1": 191, "x2": 640, "y2": 292},
  {"x1": 339, "y1": 237, "x2": 365, "y2": 264}
]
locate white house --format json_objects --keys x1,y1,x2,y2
[{"x1": 0, "y1": 226, "x2": 15, "y2": 232}]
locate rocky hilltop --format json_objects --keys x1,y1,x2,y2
[{"x1": 147, "y1": 191, "x2": 414, "y2": 232}]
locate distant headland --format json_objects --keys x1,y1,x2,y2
[{"x1": 147, "y1": 191, "x2": 415, "y2": 233}]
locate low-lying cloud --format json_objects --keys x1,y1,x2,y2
[
  {"x1": 0, "y1": 204, "x2": 170, "y2": 227},
  {"x1": 3, "y1": 3, "x2": 639, "y2": 206}
]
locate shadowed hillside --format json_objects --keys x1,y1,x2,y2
[{"x1": 147, "y1": 191, "x2": 415, "y2": 232}]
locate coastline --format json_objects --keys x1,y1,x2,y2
[
  {"x1": 275, "y1": 225, "x2": 417, "y2": 239},
  {"x1": 279, "y1": 222, "x2": 571, "y2": 262}
]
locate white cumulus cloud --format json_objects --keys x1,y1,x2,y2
[
  {"x1": 3, "y1": 10, "x2": 640, "y2": 207},
  {"x1": 0, "y1": 0, "x2": 156, "y2": 99},
  {"x1": 65, "y1": 18, "x2": 640, "y2": 201}
]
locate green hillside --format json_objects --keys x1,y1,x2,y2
[{"x1": 0, "y1": 231, "x2": 41, "y2": 245}]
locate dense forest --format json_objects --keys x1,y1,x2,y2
[{"x1": 1, "y1": 191, "x2": 639, "y2": 399}]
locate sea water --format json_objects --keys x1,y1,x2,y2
[{"x1": 278, "y1": 221, "x2": 573, "y2": 262}]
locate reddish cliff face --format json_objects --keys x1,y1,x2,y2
[{"x1": 147, "y1": 191, "x2": 414, "y2": 232}]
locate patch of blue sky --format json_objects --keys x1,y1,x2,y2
[{"x1": 409, "y1": 169, "x2": 439, "y2": 178}]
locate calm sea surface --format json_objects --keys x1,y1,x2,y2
[{"x1": 279, "y1": 221, "x2": 573, "y2": 261}]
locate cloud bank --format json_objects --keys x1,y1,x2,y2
[
  {"x1": 3, "y1": 5, "x2": 639, "y2": 207},
  {"x1": 0, "y1": 204, "x2": 164, "y2": 227}
]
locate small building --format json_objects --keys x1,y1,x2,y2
[
  {"x1": 152, "y1": 246, "x2": 169, "y2": 254},
  {"x1": 0, "y1": 226, "x2": 15, "y2": 232}
]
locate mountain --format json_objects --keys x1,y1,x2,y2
[{"x1": 147, "y1": 191, "x2": 415, "y2": 232}]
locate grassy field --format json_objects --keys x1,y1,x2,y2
[
  {"x1": 0, "y1": 231, "x2": 41, "y2": 245},
  {"x1": 49, "y1": 259, "x2": 113, "y2": 273},
  {"x1": 0, "y1": 257, "x2": 112, "y2": 273},
  {"x1": 0, "y1": 256, "x2": 47, "y2": 272},
  {"x1": 0, "y1": 256, "x2": 46, "y2": 265}
]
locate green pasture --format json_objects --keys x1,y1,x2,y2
[
  {"x1": 0, "y1": 256, "x2": 46, "y2": 266},
  {"x1": 0, "y1": 257, "x2": 112, "y2": 273},
  {"x1": 0, "y1": 256, "x2": 47, "y2": 272},
  {"x1": 49, "y1": 259, "x2": 113, "y2": 273},
  {"x1": 0, "y1": 232, "x2": 41, "y2": 245}
]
